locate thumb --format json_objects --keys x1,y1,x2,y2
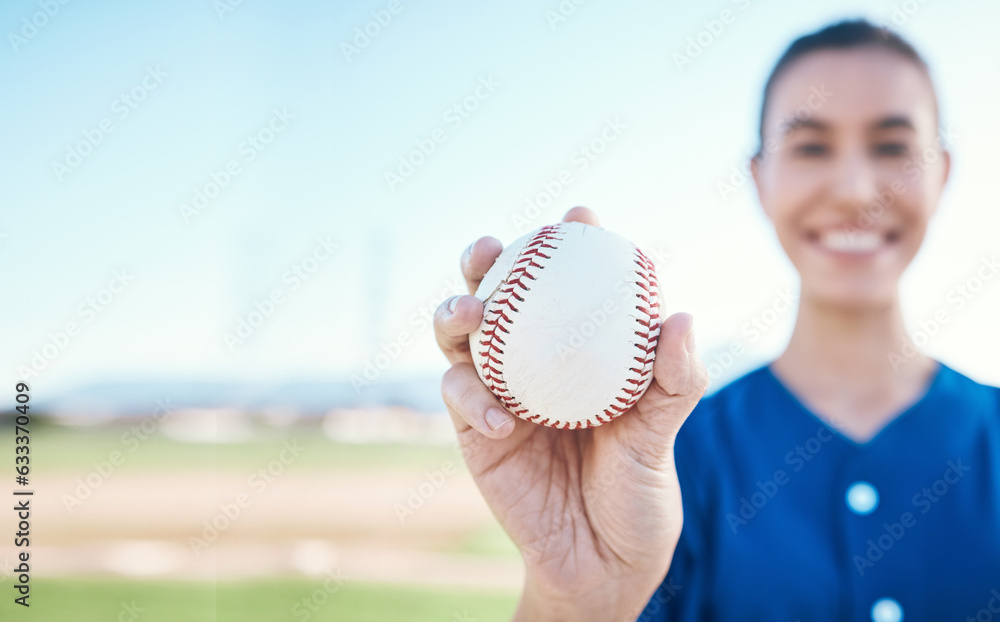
[{"x1": 622, "y1": 312, "x2": 709, "y2": 442}]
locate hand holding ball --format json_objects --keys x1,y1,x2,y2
[{"x1": 470, "y1": 222, "x2": 661, "y2": 429}]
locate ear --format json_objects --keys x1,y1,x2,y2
[{"x1": 750, "y1": 154, "x2": 773, "y2": 222}]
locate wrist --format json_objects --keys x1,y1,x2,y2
[{"x1": 512, "y1": 568, "x2": 660, "y2": 622}]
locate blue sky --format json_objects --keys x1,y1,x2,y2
[{"x1": 2, "y1": 0, "x2": 999, "y2": 401}]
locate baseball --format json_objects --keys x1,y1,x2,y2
[{"x1": 470, "y1": 222, "x2": 661, "y2": 429}]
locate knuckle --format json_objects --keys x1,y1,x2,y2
[
  {"x1": 461, "y1": 243, "x2": 476, "y2": 273},
  {"x1": 432, "y1": 306, "x2": 447, "y2": 331},
  {"x1": 440, "y1": 365, "x2": 465, "y2": 400},
  {"x1": 433, "y1": 302, "x2": 454, "y2": 332},
  {"x1": 455, "y1": 426, "x2": 484, "y2": 453}
]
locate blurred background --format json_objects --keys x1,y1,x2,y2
[{"x1": 1, "y1": 0, "x2": 998, "y2": 619}]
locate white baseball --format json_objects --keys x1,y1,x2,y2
[{"x1": 470, "y1": 222, "x2": 661, "y2": 429}]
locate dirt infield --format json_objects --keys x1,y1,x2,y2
[{"x1": 1, "y1": 469, "x2": 523, "y2": 589}]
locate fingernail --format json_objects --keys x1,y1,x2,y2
[
  {"x1": 485, "y1": 408, "x2": 512, "y2": 431},
  {"x1": 685, "y1": 320, "x2": 696, "y2": 354},
  {"x1": 447, "y1": 296, "x2": 459, "y2": 314}
]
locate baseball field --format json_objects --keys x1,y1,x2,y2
[{"x1": 0, "y1": 420, "x2": 522, "y2": 621}]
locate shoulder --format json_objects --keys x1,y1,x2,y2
[
  {"x1": 677, "y1": 363, "x2": 774, "y2": 445},
  {"x1": 671, "y1": 364, "x2": 775, "y2": 499},
  {"x1": 935, "y1": 362, "x2": 1000, "y2": 417}
]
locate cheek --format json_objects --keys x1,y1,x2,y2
[
  {"x1": 889, "y1": 149, "x2": 946, "y2": 212},
  {"x1": 886, "y1": 172, "x2": 935, "y2": 231},
  {"x1": 765, "y1": 169, "x2": 818, "y2": 238}
]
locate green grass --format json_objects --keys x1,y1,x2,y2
[
  {"x1": 21, "y1": 425, "x2": 463, "y2": 474},
  {"x1": 0, "y1": 578, "x2": 519, "y2": 622},
  {"x1": 0, "y1": 427, "x2": 520, "y2": 620}
]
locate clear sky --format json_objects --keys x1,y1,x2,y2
[{"x1": 2, "y1": 0, "x2": 999, "y2": 402}]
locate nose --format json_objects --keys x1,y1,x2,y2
[{"x1": 830, "y1": 149, "x2": 879, "y2": 214}]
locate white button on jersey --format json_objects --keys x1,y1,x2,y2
[
  {"x1": 846, "y1": 481, "x2": 879, "y2": 515},
  {"x1": 871, "y1": 597, "x2": 903, "y2": 622}
]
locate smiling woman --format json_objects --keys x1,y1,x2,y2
[
  {"x1": 432, "y1": 17, "x2": 1000, "y2": 622},
  {"x1": 642, "y1": 20, "x2": 1000, "y2": 620},
  {"x1": 749, "y1": 21, "x2": 951, "y2": 441}
]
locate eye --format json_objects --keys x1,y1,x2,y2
[
  {"x1": 795, "y1": 143, "x2": 828, "y2": 157},
  {"x1": 874, "y1": 142, "x2": 909, "y2": 157}
]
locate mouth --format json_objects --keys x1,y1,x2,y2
[{"x1": 805, "y1": 228, "x2": 901, "y2": 259}]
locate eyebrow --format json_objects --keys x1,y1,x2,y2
[
  {"x1": 871, "y1": 115, "x2": 916, "y2": 131},
  {"x1": 777, "y1": 118, "x2": 829, "y2": 137},
  {"x1": 778, "y1": 115, "x2": 916, "y2": 137}
]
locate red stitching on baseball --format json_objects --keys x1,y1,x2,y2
[
  {"x1": 479, "y1": 225, "x2": 564, "y2": 419},
  {"x1": 590, "y1": 248, "x2": 660, "y2": 427},
  {"x1": 479, "y1": 227, "x2": 660, "y2": 430}
]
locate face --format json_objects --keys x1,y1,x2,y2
[{"x1": 751, "y1": 47, "x2": 950, "y2": 310}]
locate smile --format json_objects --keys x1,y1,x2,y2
[{"x1": 807, "y1": 229, "x2": 901, "y2": 258}]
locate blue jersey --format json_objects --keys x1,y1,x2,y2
[{"x1": 638, "y1": 361, "x2": 1000, "y2": 621}]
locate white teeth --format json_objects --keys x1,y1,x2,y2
[{"x1": 819, "y1": 230, "x2": 883, "y2": 253}]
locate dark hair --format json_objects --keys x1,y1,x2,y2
[{"x1": 756, "y1": 19, "x2": 935, "y2": 158}]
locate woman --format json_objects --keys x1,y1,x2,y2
[{"x1": 434, "y1": 19, "x2": 1000, "y2": 621}]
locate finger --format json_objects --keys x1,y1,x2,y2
[
  {"x1": 651, "y1": 312, "x2": 704, "y2": 397},
  {"x1": 562, "y1": 206, "x2": 601, "y2": 227},
  {"x1": 434, "y1": 295, "x2": 484, "y2": 365},
  {"x1": 461, "y1": 236, "x2": 504, "y2": 295},
  {"x1": 441, "y1": 363, "x2": 516, "y2": 439}
]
